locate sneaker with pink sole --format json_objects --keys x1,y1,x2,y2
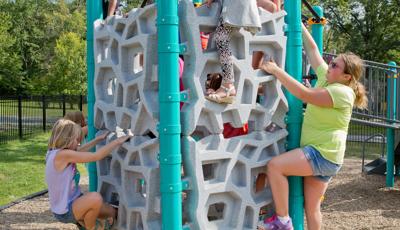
[{"x1": 257, "y1": 215, "x2": 293, "y2": 230}]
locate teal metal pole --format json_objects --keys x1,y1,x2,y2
[
  {"x1": 157, "y1": 0, "x2": 182, "y2": 228},
  {"x1": 285, "y1": 1, "x2": 304, "y2": 229},
  {"x1": 86, "y1": 0, "x2": 103, "y2": 192},
  {"x1": 386, "y1": 61, "x2": 397, "y2": 187},
  {"x1": 309, "y1": 6, "x2": 323, "y2": 87}
]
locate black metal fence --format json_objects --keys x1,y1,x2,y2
[{"x1": 0, "y1": 95, "x2": 86, "y2": 144}]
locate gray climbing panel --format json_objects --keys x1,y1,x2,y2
[{"x1": 93, "y1": 1, "x2": 288, "y2": 229}]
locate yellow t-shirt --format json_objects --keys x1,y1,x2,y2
[{"x1": 300, "y1": 63, "x2": 355, "y2": 164}]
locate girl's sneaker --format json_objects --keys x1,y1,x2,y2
[{"x1": 257, "y1": 215, "x2": 293, "y2": 230}]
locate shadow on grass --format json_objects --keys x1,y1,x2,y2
[{"x1": 0, "y1": 134, "x2": 49, "y2": 164}]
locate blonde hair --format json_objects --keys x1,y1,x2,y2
[
  {"x1": 338, "y1": 52, "x2": 368, "y2": 109},
  {"x1": 64, "y1": 111, "x2": 86, "y2": 127},
  {"x1": 48, "y1": 119, "x2": 82, "y2": 150}
]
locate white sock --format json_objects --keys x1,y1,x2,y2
[{"x1": 277, "y1": 215, "x2": 290, "y2": 224}]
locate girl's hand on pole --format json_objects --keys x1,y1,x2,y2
[{"x1": 205, "y1": 0, "x2": 213, "y2": 7}]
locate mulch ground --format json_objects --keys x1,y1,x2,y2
[{"x1": 0, "y1": 158, "x2": 399, "y2": 229}]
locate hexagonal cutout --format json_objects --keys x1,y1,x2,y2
[
  {"x1": 200, "y1": 60, "x2": 223, "y2": 94},
  {"x1": 247, "y1": 110, "x2": 266, "y2": 133},
  {"x1": 111, "y1": 159, "x2": 122, "y2": 185},
  {"x1": 105, "y1": 111, "x2": 117, "y2": 130},
  {"x1": 231, "y1": 32, "x2": 245, "y2": 60},
  {"x1": 195, "y1": 2, "x2": 220, "y2": 17},
  {"x1": 98, "y1": 156, "x2": 112, "y2": 176},
  {"x1": 95, "y1": 37, "x2": 110, "y2": 63},
  {"x1": 124, "y1": 171, "x2": 146, "y2": 207},
  {"x1": 200, "y1": 61, "x2": 241, "y2": 96},
  {"x1": 249, "y1": 45, "x2": 282, "y2": 68},
  {"x1": 141, "y1": 142, "x2": 159, "y2": 168},
  {"x1": 259, "y1": 21, "x2": 275, "y2": 36},
  {"x1": 240, "y1": 145, "x2": 257, "y2": 159},
  {"x1": 129, "y1": 211, "x2": 144, "y2": 230},
  {"x1": 206, "y1": 192, "x2": 242, "y2": 227},
  {"x1": 207, "y1": 202, "x2": 225, "y2": 221},
  {"x1": 270, "y1": 99, "x2": 288, "y2": 129},
  {"x1": 231, "y1": 161, "x2": 246, "y2": 187},
  {"x1": 94, "y1": 107, "x2": 105, "y2": 129},
  {"x1": 128, "y1": 151, "x2": 141, "y2": 166},
  {"x1": 126, "y1": 84, "x2": 141, "y2": 110},
  {"x1": 117, "y1": 146, "x2": 128, "y2": 160},
  {"x1": 277, "y1": 138, "x2": 286, "y2": 154},
  {"x1": 251, "y1": 166, "x2": 270, "y2": 203},
  {"x1": 96, "y1": 67, "x2": 117, "y2": 104},
  {"x1": 199, "y1": 25, "x2": 215, "y2": 52},
  {"x1": 258, "y1": 144, "x2": 276, "y2": 162},
  {"x1": 120, "y1": 113, "x2": 132, "y2": 129},
  {"x1": 243, "y1": 206, "x2": 255, "y2": 229},
  {"x1": 120, "y1": 205, "x2": 128, "y2": 228},
  {"x1": 222, "y1": 123, "x2": 249, "y2": 139},
  {"x1": 257, "y1": 80, "x2": 278, "y2": 109},
  {"x1": 116, "y1": 83, "x2": 123, "y2": 107},
  {"x1": 126, "y1": 22, "x2": 138, "y2": 39},
  {"x1": 201, "y1": 159, "x2": 229, "y2": 183},
  {"x1": 191, "y1": 125, "x2": 211, "y2": 141},
  {"x1": 99, "y1": 182, "x2": 118, "y2": 205},
  {"x1": 121, "y1": 43, "x2": 144, "y2": 79},
  {"x1": 138, "y1": 7, "x2": 157, "y2": 34},
  {"x1": 136, "y1": 178, "x2": 147, "y2": 198},
  {"x1": 241, "y1": 79, "x2": 254, "y2": 104},
  {"x1": 98, "y1": 187, "x2": 120, "y2": 224},
  {"x1": 110, "y1": 39, "x2": 119, "y2": 65},
  {"x1": 115, "y1": 22, "x2": 125, "y2": 36}
]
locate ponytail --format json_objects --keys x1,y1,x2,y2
[
  {"x1": 339, "y1": 52, "x2": 368, "y2": 109},
  {"x1": 352, "y1": 81, "x2": 368, "y2": 109}
]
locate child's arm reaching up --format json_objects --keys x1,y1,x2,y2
[
  {"x1": 77, "y1": 131, "x2": 110, "y2": 152},
  {"x1": 54, "y1": 135, "x2": 131, "y2": 171}
]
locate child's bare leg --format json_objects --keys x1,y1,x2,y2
[
  {"x1": 304, "y1": 177, "x2": 328, "y2": 230},
  {"x1": 98, "y1": 203, "x2": 117, "y2": 219},
  {"x1": 72, "y1": 192, "x2": 103, "y2": 229},
  {"x1": 266, "y1": 149, "x2": 313, "y2": 217},
  {"x1": 257, "y1": 0, "x2": 279, "y2": 13}
]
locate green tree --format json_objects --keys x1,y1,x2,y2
[
  {"x1": 44, "y1": 32, "x2": 87, "y2": 95},
  {"x1": 0, "y1": 0, "x2": 87, "y2": 95},
  {"x1": 0, "y1": 12, "x2": 22, "y2": 94},
  {"x1": 305, "y1": 0, "x2": 400, "y2": 63}
]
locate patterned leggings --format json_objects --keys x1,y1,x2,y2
[{"x1": 215, "y1": 18, "x2": 238, "y2": 84}]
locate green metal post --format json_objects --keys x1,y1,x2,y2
[
  {"x1": 86, "y1": 0, "x2": 103, "y2": 192},
  {"x1": 285, "y1": 1, "x2": 304, "y2": 229},
  {"x1": 309, "y1": 6, "x2": 323, "y2": 87},
  {"x1": 157, "y1": 0, "x2": 182, "y2": 229},
  {"x1": 386, "y1": 61, "x2": 397, "y2": 187}
]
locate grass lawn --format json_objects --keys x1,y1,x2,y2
[{"x1": 0, "y1": 132, "x2": 87, "y2": 206}]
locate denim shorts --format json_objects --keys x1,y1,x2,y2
[
  {"x1": 53, "y1": 201, "x2": 77, "y2": 224},
  {"x1": 302, "y1": 145, "x2": 341, "y2": 182}
]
